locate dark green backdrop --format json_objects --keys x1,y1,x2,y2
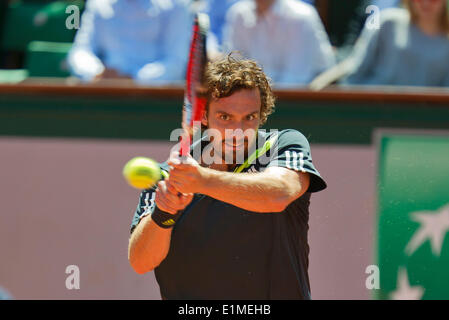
[{"x1": 1, "y1": 90, "x2": 448, "y2": 144}]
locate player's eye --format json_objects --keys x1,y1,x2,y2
[
  {"x1": 246, "y1": 114, "x2": 257, "y2": 121},
  {"x1": 219, "y1": 114, "x2": 230, "y2": 121}
]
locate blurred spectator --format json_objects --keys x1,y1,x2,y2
[
  {"x1": 222, "y1": 0, "x2": 335, "y2": 86},
  {"x1": 325, "y1": 0, "x2": 371, "y2": 51},
  {"x1": 345, "y1": 0, "x2": 449, "y2": 86},
  {"x1": 204, "y1": 0, "x2": 317, "y2": 51},
  {"x1": 204, "y1": 0, "x2": 239, "y2": 49},
  {"x1": 68, "y1": 0, "x2": 192, "y2": 84},
  {"x1": 315, "y1": 0, "x2": 401, "y2": 61},
  {"x1": 372, "y1": 0, "x2": 401, "y2": 11}
]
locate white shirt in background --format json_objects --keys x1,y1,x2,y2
[
  {"x1": 68, "y1": 0, "x2": 192, "y2": 84},
  {"x1": 222, "y1": 0, "x2": 335, "y2": 87}
]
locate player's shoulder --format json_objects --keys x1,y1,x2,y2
[
  {"x1": 260, "y1": 128, "x2": 311, "y2": 153},
  {"x1": 275, "y1": 129, "x2": 310, "y2": 146}
]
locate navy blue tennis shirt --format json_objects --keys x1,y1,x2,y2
[{"x1": 130, "y1": 129, "x2": 326, "y2": 299}]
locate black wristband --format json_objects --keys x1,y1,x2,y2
[{"x1": 151, "y1": 206, "x2": 181, "y2": 229}]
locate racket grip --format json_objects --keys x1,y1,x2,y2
[{"x1": 179, "y1": 133, "x2": 190, "y2": 157}]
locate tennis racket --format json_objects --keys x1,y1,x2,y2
[{"x1": 180, "y1": 12, "x2": 210, "y2": 156}]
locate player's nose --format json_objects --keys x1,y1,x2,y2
[{"x1": 226, "y1": 119, "x2": 252, "y2": 132}]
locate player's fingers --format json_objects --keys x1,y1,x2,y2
[
  {"x1": 168, "y1": 150, "x2": 182, "y2": 166},
  {"x1": 181, "y1": 153, "x2": 196, "y2": 164},
  {"x1": 169, "y1": 180, "x2": 185, "y2": 194},
  {"x1": 155, "y1": 191, "x2": 179, "y2": 214},
  {"x1": 163, "y1": 193, "x2": 187, "y2": 211},
  {"x1": 167, "y1": 170, "x2": 177, "y2": 182},
  {"x1": 158, "y1": 181, "x2": 180, "y2": 201},
  {"x1": 168, "y1": 161, "x2": 189, "y2": 172},
  {"x1": 166, "y1": 189, "x2": 185, "y2": 207},
  {"x1": 159, "y1": 181, "x2": 186, "y2": 207},
  {"x1": 157, "y1": 180, "x2": 167, "y2": 193},
  {"x1": 168, "y1": 159, "x2": 181, "y2": 167},
  {"x1": 158, "y1": 182, "x2": 192, "y2": 210},
  {"x1": 165, "y1": 180, "x2": 180, "y2": 196},
  {"x1": 179, "y1": 193, "x2": 194, "y2": 206},
  {"x1": 170, "y1": 150, "x2": 180, "y2": 158},
  {"x1": 167, "y1": 171, "x2": 184, "y2": 186}
]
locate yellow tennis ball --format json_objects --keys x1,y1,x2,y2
[{"x1": 122, "y1": 157, "x2": 161, "y2": 189}]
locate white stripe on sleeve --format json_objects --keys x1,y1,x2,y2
[
  {"x1": 285, "y1": 150, "x2": 291, "y2": 169},
  {"x1": 299, "y1": 152, "x2": 305, "y2": 172},
  {"x1": 292, "y1": 151, "x2": 298, "y2": 171},
  {"x1": 140, "y1": 192, "x2": 156, "y2": 220}
]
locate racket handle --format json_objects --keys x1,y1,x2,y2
[
  {"x1": 178, "y1": 132, "x2": 190, "y2": 197},
  {"x1": 179, "y1": 132, "x2": 190, "y2": 157}
]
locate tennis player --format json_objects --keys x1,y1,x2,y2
[{"x1": 128, "y1": 55, "x2": 327, "y2": 300}]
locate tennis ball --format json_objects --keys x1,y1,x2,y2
[{"x1": 122, "y1": 157, "x2": 161, "y2": 189}]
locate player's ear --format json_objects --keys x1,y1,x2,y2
[{"x1": 201, "y1": 111, "x2": 208, "y2": 127}]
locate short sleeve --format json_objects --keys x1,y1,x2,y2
[
  {"x1": 130, "y1": 188, "x2": 157, "y2": 234},
  {"x1": 129, "y1": 164, "x2": 169, "y2": 234},
  {"x1": 267, "y1": 129, "x2": 326, "y2": 193}
]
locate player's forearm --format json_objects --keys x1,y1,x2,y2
[
  {"x1": 128, "y1": 216, "x2": 172, "y2": 274},
  {"x1": 198, "y1": 168, "x2": 296, "y2": 213}
]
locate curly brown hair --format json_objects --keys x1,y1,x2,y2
[{"x1": 203, "y1": 54, "x2": 276, "y2": 126}]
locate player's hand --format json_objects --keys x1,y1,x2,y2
[
  {"x1": 155, "y1": 179, "x2": 193, "y2": 214},
  {"x1": 167, "y1": 151, "x2": 206, "y2": 194}
]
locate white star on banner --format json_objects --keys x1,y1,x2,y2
[
  {"x1": 405, "y1": 204, "x2": 449, "y2": 257},
  {"x1": 390, "y1": 268, "x2": 424, "y2": 300}
]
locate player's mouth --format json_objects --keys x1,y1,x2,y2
[{"x1": 224, "y1": 141, "x2": 245, "y2": 149}]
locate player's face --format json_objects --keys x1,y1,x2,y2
[{"x1": 202, "y1": 88, "x2": 261, "y2": 164}]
